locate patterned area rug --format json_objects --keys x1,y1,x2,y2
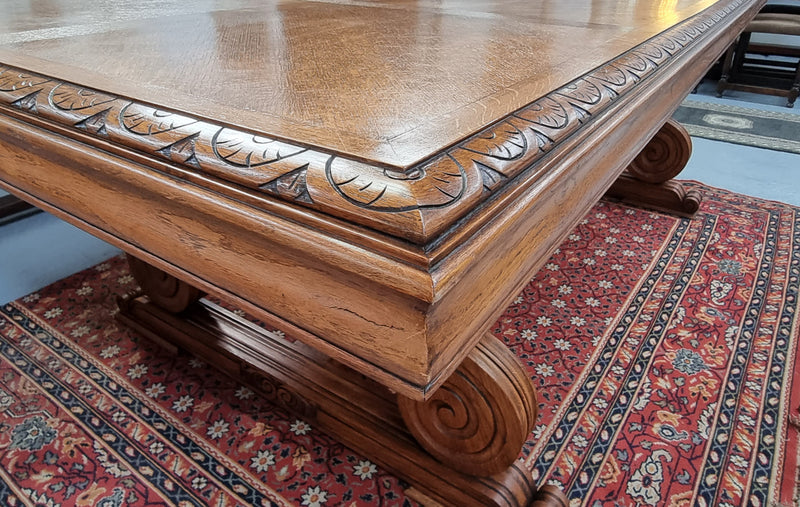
[
  {"x1": 0, "y1": 183, "x2": 798, "y2": 506},
  {"x1": 672, "y1": 100, "x2": 800, "y2": 154}
]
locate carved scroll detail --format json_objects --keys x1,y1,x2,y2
[
  {"x1": 628, "y1": 119, "x2": 693, "y2": 184},
  {"x1": 398, "y1": 334, "x2": 538, "y2": 477},
  {"x1": 606, "y1": 119, "x2": 701, "y2": 216},
  {"x1": 0, "y1": 0, "x2": 746, "y2": 242},
  {"x1": 240, "y1": 364, "x2": 318, "y2": 421},
  {"x1": 126, "y1": 254, "x2": 203, "y2": 313}
]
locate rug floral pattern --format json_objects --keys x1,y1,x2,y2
[{"x1": 0, "y1": 183, "x2": 798, "y2": 506}]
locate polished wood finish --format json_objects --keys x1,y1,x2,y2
[
  {"x1": 126, "y1": 254, "x2": 204, "y2": 313},
  {"x1": 0, "y1": 0, "x2": 760, "y2": 243},
  {"x1": 0, "y1": 0, "x2": 733, "y2": 169},
  {"x1": 606, "y1": 119, "x2": 703, "y2": 216},
  {"x1": 0, "y1": 0, "x2": 763, "y2": 401},
  {"x1": 0, "y1": 0, "x2": 764, "y2": 504},
  {"x1": 116, "y1": 289, "x2": 558, "y2": 507}
]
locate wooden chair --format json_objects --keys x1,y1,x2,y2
[{"x1": 716, "y1": 4, "x2": 800, "y2": 107}]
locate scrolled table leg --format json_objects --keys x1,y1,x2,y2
[
  {"x1": 117, "y1": 263, "x2": 566, "y2": 505},
  {"x1": 125, "y1": 254, "x2": 204, "y2": 313},
  {"x1": 627, "y1": 119, "x2": 692, "y2": 184},
  {"x1": 398, "y1": 333, "x2": 538, "y2": 477},
  {"x1": 606, "y1": 118, "x2": 702, "y2": 216},
  {"x1": 115, "y1": 287, "x2": 566, "y2": 505}
]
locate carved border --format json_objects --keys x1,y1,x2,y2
[{"x1": 0, "y1": 0, "x2": 746, "y2": 242}]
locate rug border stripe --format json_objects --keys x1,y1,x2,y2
[
  {"x1": 777, "y1": 210, "x2": 800, "y2": 504},
  {"x1": 525, "y1": 210, "x2": 685, "y2": 470},
  {"x1": 1, "y1": 302, "x2": 289, "y2": 507},
  {"x1": 0, "y1": 324, "x2": 205, "y2": 506},
  {"x1": 566, "y1": 212, "x2": 718, "y2": 500}
]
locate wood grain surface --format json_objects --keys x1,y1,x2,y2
[
  {"x1": 0, "y1": 3, "x2": 764, "y2": 503},
  {"x1": 0, "y1": 0, "x2": 764, "y2": 400},
  {"x1": 0, "y1": 0, "x2": 758, "y2": 243},
  {"x1": 115, "y1": 294, "x2": 565, "y2": 506},
  {"x1": 0, "y1": 0, "x2": 723, "y2": 167}
]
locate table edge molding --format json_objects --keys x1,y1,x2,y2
[{"x1": 0, "y1": 0, "x2": 746, "y2": 243}]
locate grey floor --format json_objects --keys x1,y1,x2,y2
[{"x1": 1, "y1": 81, "x2": 798, "y2": 305}]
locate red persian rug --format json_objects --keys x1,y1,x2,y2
[{"x1": 0, "y1": 182, "x2": 798, "y2": 506}]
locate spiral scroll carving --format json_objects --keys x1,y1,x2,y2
[
  {"x1": 398, "y1": 334, "x2": 538, "y2": 477},
  {"x1": 628, "y1": 119, "x2": 692, "y2": 184},
  {"x1": 240, "y1": 364, "x2": 317, "y2": 420},
  {"x1": 126, "y1": 254, "x2": 203, "y2": 313}
]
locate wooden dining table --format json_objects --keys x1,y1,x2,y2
[{"x1": 0, "y1": 1, "x2": 763, "y2": 505}]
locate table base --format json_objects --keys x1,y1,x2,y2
[
  {"x1": 0, "y1": 193, "x2": 39, "y2": 224},
  {"x1": 111, "y1": 116, "x2": 698, "y2": 506},
  {"x1": 116, "y1": 292, "x2": 567, "y2": 507},
  {"x1": 606, "y1": 172, "x2": 702, "y2": 216},
  {"x1": 606, "y1": 119, "x2": 702, "y2": 217}
]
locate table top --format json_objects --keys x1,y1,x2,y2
[
  {"x1": 0, "y1": 0, "x2": 721, "y2": 167},
  {"x1": 0, "y1": 0, "x2": 762, "y2": 396},
  {"x1": 0, "y1": 0, "x2": 743, "y2": 243}
]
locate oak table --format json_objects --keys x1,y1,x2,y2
[{"x1": 0, "y1": 1, "x2": 762, "y2": 505}]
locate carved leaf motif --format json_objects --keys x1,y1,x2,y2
[
  {"x1": 514, "y1": 97, "x2": 569, "y2": 129},
  {"x1": 474, "y1": 160, "x2": 507, "y2": 191},
  {"x1": 49, "y1": 83, "x2": 117, "y2": 111},
  {"x1": 327, "y1": 156, "x2": 465, "y2": 211},
  {"x1": 260, "y1": 165, "x2": 313, "y2": 203},
  {"x1": 459, "y1": 121, "x2": 526, "y2": 161},
  {"x1": 155, "y1": 133, "x2": 200, "y2": 167},
  {"x1": 681, "y1": 25, "x2": 701, "y2": 39},
  {"x1": 615, "y1": 53, "x2": 653, "y2": 78},
  {"x1": 636, "y1": 43, "x2": 667, "y2": 62},
  {"x1": 120, "y1": 104, "x2": 199, "y2": 135},
  {"x1": 11, "y1": 90, "x2": 41, "y2": 113},
  {"x1": 212, "y1": 129, "x2": 308, "y2": 168},
  {"x1": 557, "y1": 80, "x2": 603, "y2": 106},
  {"x1": 652, "y1": 35, "x2": 681, "y2": 54},
  {"x1": 0, "y1": 67, "x2": 50, "y2": 92},
  {"x1": 528, "y1": 129, "x2": 552, "y2": 154},
  {"x1": 669, "y1": 30, "x2": 692, "y2": 46},
  {"x1": 75, "y1": 109, "x2": 111, "y2": 136},
  {"x1": 590, "y1": 65, "x2": 629, "y2": 88}
]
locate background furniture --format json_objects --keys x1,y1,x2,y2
[{"x1": 717, "y1": 4, "x2": 800, "y2": 106}]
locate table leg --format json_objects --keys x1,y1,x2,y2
[
  {"x1": 126, "y1": 254, "x2": 204, "y2": 313},
  {"x1": 398, "y1": 335, "x2": 538, "y2": 477},
  {"x1": 118, "y1": 255, "x2": 567, "y2": 506},
  {"x1": 716, "y1": 33, "x2": 750, "y2": 99},
  {"x1": 605, "y1": 118, "x2": 702, "y2": 216}
]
